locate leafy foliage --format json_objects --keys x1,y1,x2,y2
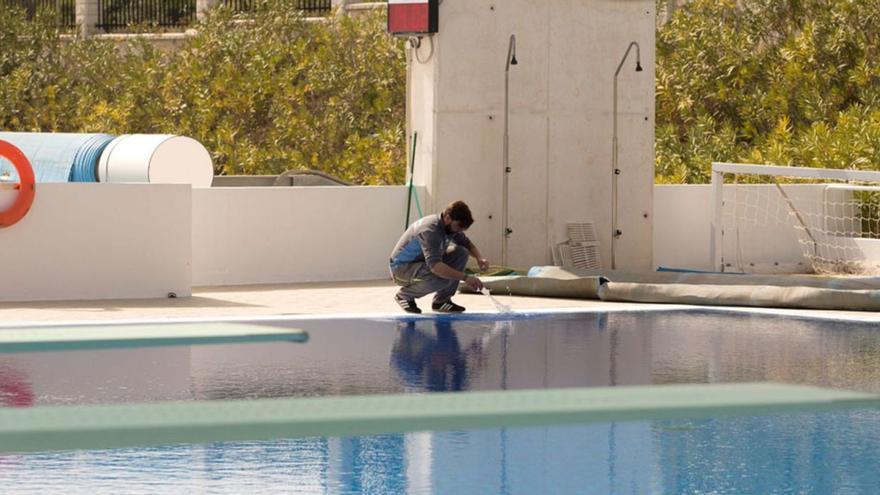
[
  {"x1": 0, "y1": 1, "x2": 407, "y2": 184},
  {"x1": 657, "y1": 0, "x2": 880, "y2": 183}
]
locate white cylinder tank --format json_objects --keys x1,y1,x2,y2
[{"x1": 97, "y1": 134, "x2": 213, "y2": 187}]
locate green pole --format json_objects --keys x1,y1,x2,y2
[{"x1": 405, "y1": 132, "x2": 419, "y2": 230}]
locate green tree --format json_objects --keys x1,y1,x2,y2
[
  {"x1": 657, "y1": 0, "x2": 880, "y2": 183},
  {"x1": 0, "y1": 1, "x2": 407, "y2": 184}
]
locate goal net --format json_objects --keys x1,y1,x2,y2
[{"x1": 711, "y1": 163, "x2": 880, "y2": 275}]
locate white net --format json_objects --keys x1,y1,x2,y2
[{"x1": 717, "y1": 165, "x2": 880, "y2": 275}]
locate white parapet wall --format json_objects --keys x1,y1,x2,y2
[
  {"x1": 2, "y1": 182, "x2": 850, "y2": 303},
  {"x1": 0, "y1": 184, "x2": 192, "y2": 302},
  {"x1": 192, "y1": 186, "x2": 417, "y2": 286},
  {"x1": 653, "y1": 185, "x2": 715, "y2": 271},
  {"x1": 654, "y1": 184, "x2": 825, "y2": 273}
]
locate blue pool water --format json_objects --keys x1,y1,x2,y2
[{"x1": 1, "y1": 311, "x2": 880, "y2": 493}]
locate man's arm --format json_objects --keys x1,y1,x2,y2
[
  {"x1": 467, "y1": 244, "x2": 490, "y2": 271},
  {"x1": 430, "y1": 262, "x2": 483, "y2": 291},
  {"x1": 454, "y1": 232, "x2": 490, "y2": 271}
]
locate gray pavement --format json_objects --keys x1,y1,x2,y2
[{"x1": 1, "y1": 279, "x2": 878, "y2": 325}]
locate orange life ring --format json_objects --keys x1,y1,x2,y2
[{"x1": 0, "y1": 140, "x2": 36, "y2": 228}]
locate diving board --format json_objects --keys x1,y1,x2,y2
[
  {"x1": 0, "y1": 383, "x2": 876, "y2": 454},
  {"x1": 0, "y1": 322, "x2": 308, "y2": 353}
]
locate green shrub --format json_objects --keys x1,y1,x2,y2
[
  {"x1": 0, "y1": 1, "x2": 407, "y2": 184},
  {"x1": 657, "y1": 0, "x2": 880, "y2": 183}
]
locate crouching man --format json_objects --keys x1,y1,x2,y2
[{"x1": 390, "y1": 200, "x2": 488, "y2": 313}]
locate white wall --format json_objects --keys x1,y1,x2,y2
[
  {"x1": 653, "y1": 184, "x2": 821, "y2": 273},
  {"x1": 192, "y1": 186, "x2": 419, "y2": 286},
  {"x1": 3, "y1": 181, "x2": 851, "y2": 302},
  {"x1": 409, "y1": 0, "x2": 655, "y2": 271},
  {"x1": 0, "y1": 184, "x2": 191, "y2": 302},
  {"x1": 653, "y1": 185, "x2": 714, "y2": 270},
  {"x1": 2, "y1": 184, "x2": 428, "y2": 300}
]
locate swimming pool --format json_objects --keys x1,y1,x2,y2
[{"x1": 1, "y1": 310, "x2": 879, "y2": 493}]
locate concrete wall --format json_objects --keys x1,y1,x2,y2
[
  {"x1": 3, "y1": 181, "x2": 852, "y2": 301},
  {"x1": 0, "y1": 184, "x2": 191, "y2": 302},
  {"x1": 409, "y1": 0, "x2": 655, "y2": 271},
  {"x1": 653, "y1": 185, "x2": 714, "y2": 270},
  {"x1": 653, "y1": 184, "x2": 820, "y2": 273},
  {"x1": 192, "y1": 186, "x2": 420, "y2": 286},
  {"x1": 3, "y1": 180, "x2": 848, "y2": 301},
  {"x1": 1, "y1": 184, "x2": 424, "y2": 300}
]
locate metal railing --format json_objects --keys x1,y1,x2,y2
[
  {"x1": 1, "y1": 0, "x2": 75, "y2": 29},
  {"x1": 222, "y1": 0, "x2": 332, "y2": 14},
  {"x1": 96, "y1": 0, "x2": 196, "y2": 31},
  {"x1": 4, "y1": 0, "x2": 335, "y2": 32}
]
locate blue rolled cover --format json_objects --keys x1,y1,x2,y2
[{"x1": 0, "y1": 132, "x2": 115, "y2": 182}]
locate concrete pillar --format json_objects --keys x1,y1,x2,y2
[
  {"x1": 75, "y1": 0, "x2": 99, "y2": 37},
  {"x1": 197, "y1": 0, "x2": 222, "y2": 21},
  {"x1": 408, "y1": 0, "x2": 656, "y2": 271}
]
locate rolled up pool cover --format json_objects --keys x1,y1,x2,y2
[
  {"x1": 98, "y1": 134, "x2": 213, "y2": 187},
  {"x1": 461, "y1": 267, "x2": 880, "y2": 311},
  {"x1": 597, "y1": 280, "x2": 880, "y2": 312},
  {"x1": 0, "y1": 132, "x2": 114, "y2": 182},
  {"x1": 0, "y1": 132, "x2": 214, "y2": 186},
  {"x1": 463, "y1": 275, "x2": 603, "y2": 299}
]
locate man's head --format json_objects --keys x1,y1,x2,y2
[{"x1": 442, "y1": 201, "x2": 474, "y2": 234}]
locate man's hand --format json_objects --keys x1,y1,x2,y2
[
  {"x1": 464, "y1": 275, "x2": 484, "y2": 292},
  {"x1": 477, "y1": 258, "x2": 490, "y2": 271}
]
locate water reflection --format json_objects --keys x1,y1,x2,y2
[
  {"x1": 0, "y1": 365, "x2": 33, "y2": 407},
  {"x1": 392, "y1": 320, "x2": 469, "y2": 391},
  {"x1": 3, "y1": 311, "x2": 880, "y2": 406},
  {"x1": 2, "y1": 312, "x2": 880, "y2": 493},
  {"x1": 3, "y1": 410, "x2": 878, "y2": 494},
  {"x1": 390, "y1": 319, "x2": 513, "y2": 392}
]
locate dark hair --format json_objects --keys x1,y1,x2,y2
[{"x1": 444, "y1": 200, "x2": 474, "y2": 229}]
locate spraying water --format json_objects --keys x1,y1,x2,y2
[
  {"x1": 480, "y1": 319, "x2": 514, "y2": 349},
  {"x1": 481, "y1": 287, "x2": 513, "y2": 313}
]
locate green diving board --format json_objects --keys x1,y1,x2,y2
[
  {"x1": 0, "y1": 383, "x2": 877, "y2": 454},
  {"x1": 0, "y1": 323, "x2": 308, "y2": 353}
]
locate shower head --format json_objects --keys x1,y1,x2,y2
[
  {"x1": 506, "y1": 34, "x2": 517, "y2": 70},
  {"x1": 615, "y1": 41, "x2": 642, "y2": 78}
]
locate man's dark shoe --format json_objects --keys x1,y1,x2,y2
[
  {"x1": 432, "y1": 300, "x2": 466, "y2": 313},
  {"x1": 395, "y1": 294, "x2": 421, "y2": 314}
]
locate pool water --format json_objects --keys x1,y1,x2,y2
[{"x1": 1, "y1": 311, "x2": 879, "y2": 493}]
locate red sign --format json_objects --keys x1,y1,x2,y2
[{"x1": 388, "y1": 0, "x2": 438, "y2": 35}]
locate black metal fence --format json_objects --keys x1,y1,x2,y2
[
  {"x1": 222, "y1": 0, "x2": 332, "y2": 14},
  {"x1": 4, "y1": 0, "x2": 335, "y2": 32},
  {"x1": 1, "y1": 0, "x2": 75, "y2": 29},
  {"x1": 96, "y1": 0, "x2": 196, "y2": 31}
]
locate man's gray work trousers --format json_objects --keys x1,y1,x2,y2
[{"x1": 391, "y1": 244, "x2": 469, "y2": 303}]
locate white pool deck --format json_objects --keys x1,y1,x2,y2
[{"x1": 1, "y1": 279, "x2": 879, "y2": 326}]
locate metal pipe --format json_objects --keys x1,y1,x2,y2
[
  {"x1": 502, "y1": 34, "x2": 517, "y2": 266},
  {"x1": 611, "y1": 41, "x2": 641, "y2": 270}
]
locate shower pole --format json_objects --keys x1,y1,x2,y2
[
  {"x1": 611, "y1": 41, "x2": 642, "y2": 270},
  {"x1": 502, "y1": 34, "x2": 518, "y2": 267}
]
